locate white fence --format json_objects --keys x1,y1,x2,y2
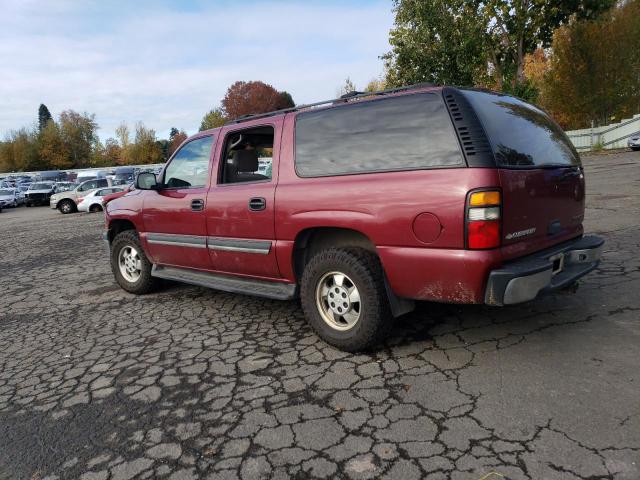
[{"x1": 566, "y1": 114, "x2": 640, "y2": 151}]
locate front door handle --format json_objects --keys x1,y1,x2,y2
[
  {"x1": 249, "y1": 197, "x2": 266, "y2": 211},
  {"x1": 191, "y1": 199, "x2": 204, "y2": 211}
]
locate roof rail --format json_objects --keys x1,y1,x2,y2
[{"x1": 224, "y1": 82, "x2": 437, "y2": 125}]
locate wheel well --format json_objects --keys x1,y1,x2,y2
[
  {"x1": 292, "y1": 227, "x2": 376, "y2": 281},
  {"x1": 108, "y1": 219, "x2": 136, "y2": 243}
]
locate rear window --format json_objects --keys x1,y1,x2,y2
[
  {"x1": 462, "y1": 90, "x2": 580, "y2": 168},
  {"x1": 295, "y1": 93, "x2": 463, "y2": 177}
]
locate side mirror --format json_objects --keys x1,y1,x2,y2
[{"x1": 136, "y1": 172, "x2": 159, "y2": 190}]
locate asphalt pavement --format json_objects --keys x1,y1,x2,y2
[{"x1": 0, "y1": 151, "x2": 638, "y2": 479}]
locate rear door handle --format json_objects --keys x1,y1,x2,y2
[
  {"x1": 191, "y1": 199, "x2": 204, "y2": 211},
  {"x1": 249, "y1": 197, "x2": 266, "y2": 211}
]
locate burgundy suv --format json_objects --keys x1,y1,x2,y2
[{"x1": 104, "y1": 84, "x2": 603, "y2": 351}]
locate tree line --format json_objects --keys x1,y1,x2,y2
[
  {"x1": 382, "y1": 0, "x2": 640, "y2": 129},
  {"x1": 0, "y1": 80, "x2": 294, "y2": 173}
]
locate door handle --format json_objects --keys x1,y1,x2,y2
[
  {"x1": 191, "y1": 199, "x2": 204, "y2": 211},
  {"x1": 248, "y1": 197, "x2": 266, "y2": 211}
]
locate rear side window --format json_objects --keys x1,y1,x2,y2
[
  {"x1": 295, "y1": 93, "x2": 463, "y2": 177},
  {"x1": 462, "y1": 90, "x2": 580, "y2": 168}
]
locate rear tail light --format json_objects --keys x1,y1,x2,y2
[{"x1": 466, "y1": 190, "x2": 501, "y2": 249}]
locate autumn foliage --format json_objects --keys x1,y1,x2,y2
[
  {"x1": 221, "y1": 81, "x2": 294, "y2": 120},
  {"x1": 539, "y1": 0, "x2": 640, "y2": 129}
]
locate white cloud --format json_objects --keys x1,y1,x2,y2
[{"x1": 0, "y1": 1, "x2": 393, "y2": 140}]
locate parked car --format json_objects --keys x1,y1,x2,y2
[
  {"x1": 104, "y1": 84, "x2": 604, "y2": 351},
  {"x1": 50, "y1": 178, "x2": 111, "y2": 214},
  {"x1": 102, "y1": 184, "x2": 134, "y2": 206},
  {"x1": 54, "y1": 182, "x2": 77, "y2": 193},
  {"x1": 0, "y1": 188, "x2": 23, "y2": 207},
  {"x1": 25, "y1": 182, "x2": 56, "y2": 206},
  {"x1": 628, "y1": 134, "x2": 640, "y2": 151},
  {"x1": 77, "y1": 187, "x2": 125, "y2": 212}
]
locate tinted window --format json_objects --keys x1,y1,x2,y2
[
  {"x1": 30, "y1": 183, "x2": 53, "y2": 190},
  {"x1": 462, "y1": 90, "x2": 580, "y2": 168},
  {"x1": 164, "y1": 136, "x2": 214, "y2": 188},
  {"x1": 295, "y1": 93, "x2": 463, "y2": 177}
]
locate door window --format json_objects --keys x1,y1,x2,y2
[
  {"x1": 164, "y1": 136, "x2": 214, "y2": 188},
  {"x1": 219, "y1": 126, "x2": 274, "y2": 184}
]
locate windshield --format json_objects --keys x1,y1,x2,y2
[
  {"x1": 30, "y1": 183, "x2": 53, "y2": 190},
  {"x1": 462, "y1": 90, "x2": 580, "y2": 168},
  {"x1": 0, "y1": 189, "x2": 13, "y2": 195}
]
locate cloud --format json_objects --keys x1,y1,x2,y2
[{"x1": 0, "y1": 1, "x2": 393, "y2": 140}]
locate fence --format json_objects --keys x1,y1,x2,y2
[{"x1": 565, "y1": 114, "x2": 640, "y2": 151}]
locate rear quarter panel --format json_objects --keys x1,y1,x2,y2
[{"x1": 275, "y1": 113, "x2": 502, "y2": 302}]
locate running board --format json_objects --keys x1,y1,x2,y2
[{"x1": 151, "y1": 265, "x2": 297, "y2": 301}]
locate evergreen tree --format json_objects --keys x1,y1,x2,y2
[{"x1": 38, "y1": 104, "x2": 53, "y2": 132}]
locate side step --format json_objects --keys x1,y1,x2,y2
[{"x1": 151, "y1": 265, "x2": 297, "y2": 301}]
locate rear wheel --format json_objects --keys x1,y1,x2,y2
[
  {"x1": 89, "y1": 204, "x2": 103, "y2": 213},
  {"x1": 110, "y1": 230, "x2": 159, "y2": 294},
  {"x1": 58, "y1": 200, "x2": 76, "y2": 214},
  {"x1": 300, "y1": 247, "x2": 392, "y2": 352}
]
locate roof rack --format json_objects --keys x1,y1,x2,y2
[{"x1": 224, "y1": 82, "x2": 436, "y2": 125}]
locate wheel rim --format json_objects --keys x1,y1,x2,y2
[
  {"x1": 118, "y1": 245, "x2": 142, "y2": 283},
  {"x1": 61, "y1": 202, "x2": 71, "y2": 213},
  {"x1": 315, "y1": 271, "x2": 362, "y2": 331}
]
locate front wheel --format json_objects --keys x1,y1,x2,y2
[
  {"x1": 110, "y1": 230, "x2": 159, "y2": 294},
  {"x1": 89, "y1": 204, "x2": 103, "y2": 213},
  {"x1": 300, "y1": 248, "x2": 392, "y2": 352},
  {"x1": 58, "y1": 200, "x2": 76, "y2": 214}
]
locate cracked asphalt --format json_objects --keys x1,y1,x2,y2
[{"x1": 1, "y1": 151, "x2": 639, "y2": 480}]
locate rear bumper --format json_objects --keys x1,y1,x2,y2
[{"x1": 485, "y1": 235, "x2": 604, "y2": 306}]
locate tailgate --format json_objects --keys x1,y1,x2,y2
[
  {"x1": 500, "y1": 166, "x2": 585, "y2": 259},
  {"x1": 459, "y1": 89, "x2": 586, "y2": 259}
]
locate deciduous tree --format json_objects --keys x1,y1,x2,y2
[
  {"x1": 199, "y1": 108, "x2": 226, "y2": 131},
  {"x1": 59, "y1": 110, "x2": 98, "y2": 168},
  {"x1": 384, "y1": 0, "x2": 616, "y2": 98},
  {"x1": 221, "y1": 81, "x2": 283, "y2": 120},
  {"x1": 541, "y1": 0, "x2": 640, "y2": 128},
  {"x1": 168, "y1": 129, "x2": 187, "y2": 158},
  {"x1": 38, "y1": 121, "x2": 70, "y2": 169}
]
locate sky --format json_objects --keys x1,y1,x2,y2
[{"x1": 0, "y1": 0, "x2": 394, "y2": 141}]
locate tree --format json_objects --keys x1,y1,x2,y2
[
  {"x1": 276, "y1": 91, "x2": 295, "y2": 110},
  {"x1": 168, "y1": 129, "x2": 188, "y2": 158},
  {"x1": 129, "y1": 122, "x2": 163, "y2": 165},
  {"x1": 38, "y1": 120, "x2": 70, "y2": 169},
  {"x1": 337, "y1": 77, "x2": 357, "y2": 97},
  {"x1": 59, "y1": 110, "x2": 98, "y2": 168},
  {"x1": 540, "y1": 0, "x2": 640, "y2": 129},
  {"x1": 199, "y1": 108, "x2": 226, "y2": 131},
  {"x1": 365, "y1": 78, "x2": 386, "y2": 93},
  {"x1": 221, "y1": 81, "x2": 283, "y2": 120},
  {"x1": 103, "y1": 138, "x2": 122, "y2": 166},
  {"x1": 384, "y1": 0, "x2": 616, "y2": 97},
  {"x1": 38, "y1": 104, "x2": 53, "y2": 132}
]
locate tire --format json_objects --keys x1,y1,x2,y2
[
  {"x1": 58, "y1": 200, "x2": 76, "y2": 214},
  {"x1": 300, "y1": 247, "x2": 392, "y2": 352},
  {"x1": 89, "y1": 204, "x2": 103, "y2": 213},
  {"x1": 110, "y1": 230, "x2": 159, "y2": 295}
]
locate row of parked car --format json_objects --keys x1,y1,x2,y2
[
  {"x1": 0, "y1": 166, "x2": 160, "y2": 214},
  {"x1": 0, "y1": 178, "x2": 135, "y2": 214}
]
